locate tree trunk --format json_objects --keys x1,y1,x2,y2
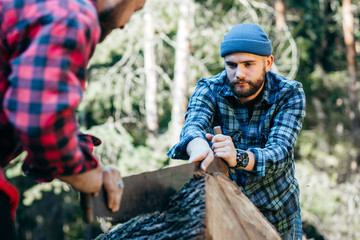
[
  {"x1": 144, "y1": 10, "x2": 159, "y2": 139},
  {"x1": 97, "y1": 173, "x2": 281, "y2": 240},
  {"x1": 169, "y1": 0, "x2": 193, "y2": 145},
  {"x1": 342, "y1": 0, "x2": 360, "y2": 169},
  {"x1": 275, "y1": 0, "x2": 286, "y2": 30}
]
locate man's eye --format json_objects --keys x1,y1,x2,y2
[{"x1": 227, "y1": 63, "x2": 237, "y2": 68}]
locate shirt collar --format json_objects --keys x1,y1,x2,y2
[{"x1": 261, "y1": 72, "x2": 274, "y2": 105}]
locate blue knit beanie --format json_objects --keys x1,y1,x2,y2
[{"x1": 220, "y1": 23, "x2": 272, "y2": 57}]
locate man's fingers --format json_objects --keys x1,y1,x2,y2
[
  {"x1": 102, "y1": 168, "x2": 123, "y2": 212},
  {"x1": 106, "y1": 181, "x2": 123, "y2": 212},
  {"x1": 212, "y1": 134, "x2": 231, "y2": 143},
  {"x1": 212, "y1": 135, "x2": 234, "y2": 152},
  {"x1": 112, "y1": 180, "x2": 124, "y2": 212},
  {"x1": 205, "y1": 133, "x2": 214, "y2": 141},
  {"x1": 212, "y1": 141, "x2": 227, "y2": 150},
  {"x1": 200, "y1": 151, "x2": 214, "y2": 171},
  {"x1": 188, "y1": 149, "x2": 214, "y2": 171},
  {"x1": 212, "y1": 137, "x2": 237, "y2": 167},
  {"x1": 188, "y1": 151, "x2": 207, "y2": 163},
  {"x1": 108, "y1": 188, "x2": 123, "y2": 212},
  {"x1": 214, "y1": 148, "x2": 230, "y2": 159}
]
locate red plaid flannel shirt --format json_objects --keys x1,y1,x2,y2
[{"x1": 0, "y1": 0, "x2": 102, "y2": 182}]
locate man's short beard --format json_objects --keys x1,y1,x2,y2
[{"x1": 229, "y1": 68, "x2": 266, "y2": 99}]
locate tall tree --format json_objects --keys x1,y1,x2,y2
[
  {"x1": 342, "y1": 0, "x2": 360, "y2": 165},
  {"x1": 144, "y1": 10, "x2": 159, "y2": 139},
  {"x1": 275, "y1": 0, "x2": 286, "y2": 30},
  {"x1": 169, "y1": 0, "x2": 193, "y2": 145}
]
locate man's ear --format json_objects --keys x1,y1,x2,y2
[{"x1": 265, "y1": 55, "x2": 274, "y2": 72}]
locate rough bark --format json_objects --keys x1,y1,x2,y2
[{"x1": 96, "y1": 173, "x2": 281, "y2": 240}]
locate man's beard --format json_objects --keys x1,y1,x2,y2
[
  {"x1": 98, "y1": 2, "x2": 127, "y2": 42},
  {"x1": 229, "y1": 68, "x2": 266, "y2": 99}
]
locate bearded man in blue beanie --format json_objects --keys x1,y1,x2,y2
[{"x1": 168, "y1": 23, "x2": 306, "y2": 240}]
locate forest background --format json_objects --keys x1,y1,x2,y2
[{"x1": 5, "y1": 0, "x2": 360, "y2": 239}]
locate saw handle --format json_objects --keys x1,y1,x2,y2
[
  {"x1": 213, "y1": 126, "x2": 222, "y2": 136},
  {"x1": 80, "y1": 192, "x2": 94, "y2": 223},
  {"x1": 212, "y1": 126, "x2": 229, "y2": 177}
]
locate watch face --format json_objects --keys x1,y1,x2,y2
[
  {"x1": 241, "y1": 152, "x2": 249, "y2": 162},
  {"x1": 235, "y1": 151, "x2": 249, "y2": 168}
]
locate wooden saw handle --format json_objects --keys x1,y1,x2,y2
[
  {"x1": 211, "y1": 126, "x2": 229, "y2": 177},
  {"x1": 80, "y1": 192, "x2": 94, "y2": 223},
  {"x1": 213, "y1": 126, "x2": 222, "y2": 136}
]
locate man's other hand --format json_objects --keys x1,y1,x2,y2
[
  {"x1": 58, "y1": 165, "x2": 123, "y2": 212},
  {"x1": 102, "y1": 166, "x2": 123, "y2": 212},
  {"x1": 206, "y1": 133, "x2": 237, "y2": 168},
  {"x1": 187, "y1": 137, "x2": 214, "y2": 171}
]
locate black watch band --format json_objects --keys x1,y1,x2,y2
[{"x1": 231, "y1": 150, "x2": 249, "y2": 169}]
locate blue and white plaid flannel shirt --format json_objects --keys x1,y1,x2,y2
[{"x1": 167, "y1": 70, "x2": 306, "y2": 235}]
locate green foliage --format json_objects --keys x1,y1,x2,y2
[
  {"x1": 82, "y1": 118, "x2": 135, "y2": 166},
  {"x1": 297, "y1": 160, "x2": 360, "y2": 240},
  {"x1": 6, "y1": 0, "x2": 360, "y2": 239},
  {"x1": 84, "y1": 118, "x2": 169, "y2": 176},
  {"x1": 288, "y1": 0, "x2": 346, "y2": 75},
  {"x1": 297, "y1": 130, "x2": 356, "y2": 183},
  {"x1": 22, "y1": 180, "x2": 71, "y2": 206}
]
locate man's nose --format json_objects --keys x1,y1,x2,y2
[{"x1": 236, "y1": 65, "x2": 246, "y2": 79}]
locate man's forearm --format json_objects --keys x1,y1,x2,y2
[{"x1": 57, "y1": 165, "x2": 103, "y2": 193}]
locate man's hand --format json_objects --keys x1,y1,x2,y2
[
  {"x1": 187, "y1": 134, "x2": 237, "y2": 171},
  {"x1": 102, "y1": 166, "x2": 123, "y2": 212},
  {"x1": 187, "y1": 137, "x2": 214, "y2": 171},
  {"x1": 58, "y1": 165, "x2": 123, "y2": 212},
  {"x1": 206, "y1": 133, "x2": 237, "y2": 168}
]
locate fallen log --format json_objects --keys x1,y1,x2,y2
[{"x1": 95, "y1": 172, "x2": 281, "y2": 240}]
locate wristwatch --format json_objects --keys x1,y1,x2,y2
[{"x1": 231, "y1": 150, "x2": 249, "y2": 169}]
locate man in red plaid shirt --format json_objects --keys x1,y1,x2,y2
[{"x1": 0, "y1": 0, "x2": 146, "y2": 238}]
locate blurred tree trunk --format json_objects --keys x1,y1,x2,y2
[
  {"x1": 144, "y1": 10, "x2": 159, "y2": 139},
  {"x1": 342, "y1": 0, "x2": 360, "y2": 169},
  {"x1": 170, "y1": 0, "x2": 193, "y2": 145},
  {"x1": 275, "y1": 0, "x2": 286, "y2": 30}
]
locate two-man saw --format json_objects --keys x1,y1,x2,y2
[{"x1": 81, "y1": 126, "x2": 228, "y2": 223}]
